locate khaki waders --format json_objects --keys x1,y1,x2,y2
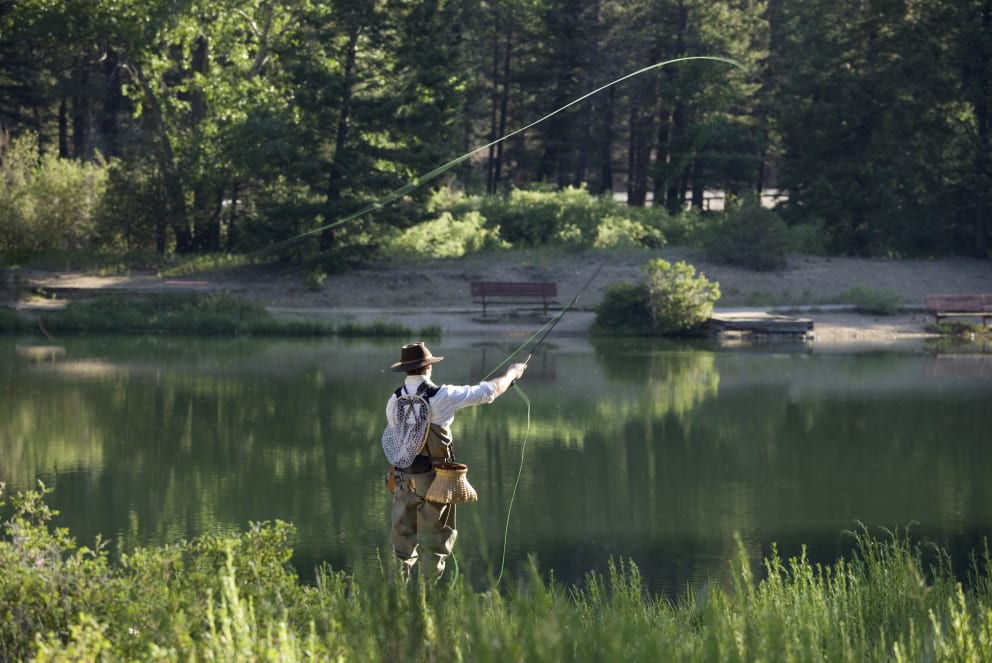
[{"x1": 390, "y1": 424, "x2": 457, "y2": 582}]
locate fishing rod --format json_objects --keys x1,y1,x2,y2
[
  {"x1": 482, "y1": 261, "x2": 605, "y2": 383},
  {"x1": 521, "y1": 262, "x2": 605, "y2": 366},
  {"x1": 491, "y1": 261, "x2": 603, "y2": 586}
]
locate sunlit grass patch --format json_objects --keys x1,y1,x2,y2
[
  {"x1": 16, "y1": 292, "x2": 445, "y2": 338},
  {"x1": 159, "y1": 252, "x2": 254, "y2": 277},
  {"x1": 926, "y1": 320, "x2": 991, "y2": 338},
  {"x1": 37, "y1": 292, "x2": 330, "y2": 336},
  {"x1": 832, "y1": 285, "x2": 904, "y2": 315}
]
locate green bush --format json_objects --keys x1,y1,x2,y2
[
  {"x1": 703, "y1": 200, "x2": 789, "y2": 271},
  {"x1": 0, "y1": 132, "x2": 107, "y2": 261},
  {"x1": 422, "y1": 186, "x2": 679, "y2": 252},
  {"x1": 476, "y1": 186, "x2": 586, "y2": 246},
  {"x1": 594, "y1": 214, "x2": 666, "y2": 249},
  {"x1": 0, "y1": 482, "x2": 305, "y2": 662},
  {"x1": 94, "y1": 158, "x2": 179, "y2": 253},
  {"x1": 594, "y1": 260, "x2": 721, "y2": 336},
  {"x1": 386, "y1": 210, "x2": 509, "y2": 258},
  {"x1": 592, "y1": 282, "x2": 655, "y2": 335},
  {"x1": 643, "y1": 259, "x2": 721, "y2": 335}
]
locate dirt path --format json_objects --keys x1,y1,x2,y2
[{"x1": 9, "y1": 249, "x2": 992, "y2": 344}]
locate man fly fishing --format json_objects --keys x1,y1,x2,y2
[{"x1": 383, "y1": 341, "x2": 527, "y2": 583}]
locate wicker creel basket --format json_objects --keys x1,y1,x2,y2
[{"x1": 425, "y1": 462, "x2": 478, "y2": 504}]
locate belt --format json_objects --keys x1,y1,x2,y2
[{"x1": 396, "y1": 455, "x2": 433, "y2": 475}]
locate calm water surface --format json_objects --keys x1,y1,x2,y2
[{"x1": 2, "y1": 334, "x2": 991, "y2": 597}]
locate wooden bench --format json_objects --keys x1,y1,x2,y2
[
  {"x1": 470, "y1": 281, "x2": 558, "y2": 316},
  {"x1": 925, "y1": 294, "x2": 992, "y2": 325}
]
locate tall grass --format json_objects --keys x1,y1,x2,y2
[
  {"x1": 2, "y1": 293, "x2": 439, "y2": 338},
  {"x1": 4, "y1": 483, "x2": 992, "y2": 662},
  {"x1": 33, "y1": 292, "x2": 329, "y2": 336}
]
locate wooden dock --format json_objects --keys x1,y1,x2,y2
[{"x1": 709, "y1": 311, "x2": 814, "y2": 338}]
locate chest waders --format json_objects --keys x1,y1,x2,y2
[{"x1": 388, "y1": 382, "x2": 459, "y2": 582}]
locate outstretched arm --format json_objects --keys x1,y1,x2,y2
[{"x1": 489, "y1": 362, "x2": 528, "y2": 399}]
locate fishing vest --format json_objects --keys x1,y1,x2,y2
[{"x1": 392, "y1": 382, "x2": 454, "y2": 468}]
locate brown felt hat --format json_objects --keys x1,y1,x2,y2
[{"x1": 390, "y1": 342, "x2": 444, "y2": 372}]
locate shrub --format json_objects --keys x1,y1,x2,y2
[
  {"x1": 592, "y1": 282, "x2": 655, "y2": 335},
  {"x1": 594, "y1": 215, "x2": 666, "y2": 249},
  {"x1": 305, "y1": 267, "x2": 327, "y2": 291},
  {"x1": 94, "y1": 158, "x2": 167, "y2": 252},
  {"x1": 386, "y1": 210, "x2": 509, "y2": 258},
  {"x1": 703, "y1": 200, "x2": 789, "y2": 271},
  {"x1": 0, "y1": 482, "x2": 306, "y2": 662},
  {"x1": 0, "y1": 132, "x2": 107, "y2": 261},
  {"x1": 478, "y1": 186, "x2": 601, "y2": 246},
  {"x1": 594, "y1": 260, "x2": 721, "y2": 336},
  {"x1": 643, "y1": 259, "x2": 721, "y2": 335}
]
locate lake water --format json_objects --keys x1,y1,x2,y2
[{"x1": 2, "y1": 334, "x2": 991, "y2": 597}]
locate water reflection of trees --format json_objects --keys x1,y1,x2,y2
[
  {"x1": 1, "y1": 338, "x2": 399, "y2": 566},
  {"x1": 4, "y1": 338, "x2": 992, "y2": 595}
]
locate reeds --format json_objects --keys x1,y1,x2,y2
[
  {"x1": 4, "y1": 483, "x2": 992, "y2": 662},
  {"x1": 3, "y1": 292, "x2": 442, "y2": 338}
]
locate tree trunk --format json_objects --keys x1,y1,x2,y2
[
  {"x1": 189, "y1": 37, "x2": 218, "y2": 251},
  {"x1": 627, "y1": 104, "x2": 652, "y2": 206},
  {"x1": 594, "y1": 84, "x2": 615, "y2": 196},
  {"x1": 486, "y1": 24, "x2": 502, "y2": 194},
  {"x1": 100, "y1": 48, "x2": 124, "y2": 158},
  {"x1": 973, "y1": 0, "x2": 991, "y2": 258},
  {"x1": 127, "y1": 61, "x2": 189, "y2": 254},
  {"x1": 324, "y1": 19, "x2": 361, "y2": 250},
  {"x1": 58, "y1": 97, "x2": 69, "y2": 159},
  {"x1": 664, "y1": 101, "x2": 687, "y2": 214},
  {"x1": 495, "y1": 39, "x2": 511, "y2": 190},
  {"x1": 72, "y1": 65, "x2": 90, "y2": 160}
]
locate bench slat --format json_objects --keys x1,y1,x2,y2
[
  {"x1": 925, "y1": 294, "x2": 992, "y2": 323},
  {"x1": 470, "y1": 281, "x2": 558, "y2": 316},
  {"x1": 471, "y1": 282, "x2": 557, "y2": 296}
]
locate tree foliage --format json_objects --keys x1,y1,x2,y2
[{"x1": 0, "y1": 0, "x2": 988, "y2": 260}]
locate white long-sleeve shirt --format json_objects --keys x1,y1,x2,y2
[{"x1": 385, "y1": 375, "x2": 497, "y2": 430}]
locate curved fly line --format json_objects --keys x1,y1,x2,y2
[{"x1": 250, "y1": 55, "x2": 745, "y2": 257}]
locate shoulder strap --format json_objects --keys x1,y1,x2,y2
[
  {"x1": 396, "y1": 382, "x2": 439, "y2": 400},
  {"x1": 416, "y1": 382, "x2": 440, "y2": 399}
]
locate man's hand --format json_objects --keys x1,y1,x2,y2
[{"x1": 492, "y1": 361, "x2": 530, "y2": 397}]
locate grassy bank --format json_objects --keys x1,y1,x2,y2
[
  {"x1": 0, "y1": 292, "x2": 440, "y2": 338},
  {"x1": 3, "y1": 484, "x2": 992, "y2": 662}
]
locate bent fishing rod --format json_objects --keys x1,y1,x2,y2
[
  {"x1": 484, "y1": 262, "x2": 604, "y2": 585},
  {"x1": 522, "y1": 262, "x2": 604, "y2": 364},
  {"x1": 484, "y1": 261, "x2": 605, "y2": 381}
]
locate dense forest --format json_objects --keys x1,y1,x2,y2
[{"x1": 0, "y1": 0, "x2": 989, "y2": 262}]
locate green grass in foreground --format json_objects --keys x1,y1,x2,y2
[
  {"x1": 3, "y1": 483, "x2": 992, "y2": 662},
  {"x1": 4, "y1": 293, "x2": 440, "y2": 338}
]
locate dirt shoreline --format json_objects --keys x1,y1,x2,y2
[{"x1": 10, "y1": 250, "x2": 992, "y2": 345}]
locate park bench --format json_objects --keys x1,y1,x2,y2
[
  {"x1": 925, "y1": 294, "x2": 992, "y2": 325},
  {"x1": 470, "y1": 281, "x2": 558, "y2": 317}
]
